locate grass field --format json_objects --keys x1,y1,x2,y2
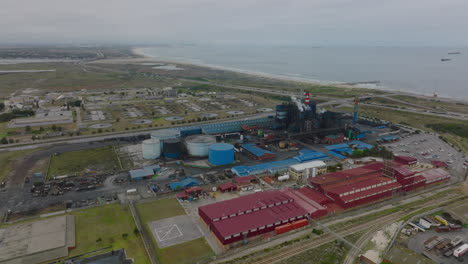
[
  {"x1": 391, "y1": 95, "x2": 468, "y2": 115},
  {"x1": 136, "y1": 199, "x2": 214, "y2": 264},
  {"x1": 0, "y1": 148, "x2": 42, "y2": 183},
  {"x1": 47, "y1": 146, "x2": 120, "y2": 177},
  {"x1": 70, "y1": 204, "x2": 150, "y2": 263},
  {"x1": 137, "y1": 198, "x2": 186, "y2": 223}
]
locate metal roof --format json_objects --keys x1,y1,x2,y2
[
  {"x1": 129, "y1": 165, "x2": 160, "y2": 179},
  {"x1": 199, "y1": 189, "x2": 293, "y2": 220},
  {"x1": 289, "y1": 160, "x2": 327, "y2": 171},
  {"x1": 297, "y1": 187, "x2": 332, "y2": 205},
  {"x1": 242, "y1": 143, "x2": 274, "y2": 158},
  {"x1": 232, "y1": 159, "x2": 299, "y2": 176},
  {"x1": 168, "y1": 177, "x2": 200, "y2": 190},
  {"x1": 419, "y1": 168, "x2": 450, "y2": 182},
  {"x1": 310, "y1": 163, "x2": 384, "y2": 186}
]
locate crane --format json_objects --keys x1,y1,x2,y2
[{"x1": 352, "y1": 97, "x2": 359, "y2": 126}]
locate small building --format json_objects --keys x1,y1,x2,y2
[
  {"x1": 218, "y1": 182, "x2": 237, "y2": 192},
  {"x1": 394, "y1": 156, "x2": 418, "y2": 166},
  {"x1": 241, "y1": 143, "x2": 276, "y2": 160},
  {"x1": 129, "y1": 165, "x2": 161, "y2": 181},
  {"x1": 177, "y1": 186, "x2": 203, "y2": 200},
  {"x1": 323, "y1": 134, "x2": 344, "y2": 144},
  {"x1": 234, "y1": 176, "x2": 257, "y2": 186},
  {"x1": 168, "y1": 177, "x2": 200, "y2": 191},
  {"x1": 289, "y1": 160, "x2": 327, "y2": 182},
  {"x1": 432, "y1": 160, "x2": 448, "y2": 168}
]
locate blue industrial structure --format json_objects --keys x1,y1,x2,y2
[
  {"x1": 353, "y1": 97, "x2": 359, "y2": 125},
  {"x1": 232, "y1": 149, "x2": 329, "y2": 176},
  {"x1": 168, "y1": 177, "x2": 200, "y2": 190},
  {"x1": 241, "y1": 143, "x2": 275, "y2": 160},
  {"x1": 325, "y1": 140, "x2": 374, "y2": 157},
  {"x1": 209, "y1": 143, "x2": 235, "y2": 165},
  {"x1": 378, "y1": 135, "x2": 401, "y2": 143},
  {"x1": 129, "y1": 165, "x2": 161, "y2": 180}
]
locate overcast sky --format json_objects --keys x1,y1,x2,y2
[{"x1": 1, "y1": 0, "x2": 467, "y2": 46}]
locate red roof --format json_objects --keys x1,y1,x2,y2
[
  {"x1": 218, "y1": 182, "x2": 237, "y2": 190},
  {"x1": 185, "y1": 186, "x2": 203, "y2": 193},
  {"x1": 199, "y1": 190, "x2": 292, "y2": 220},
  {"x1": 419, "y1": 168, "x2": 450, "y2": 182},
  {"x1": 234, "y1": 176, "x2": 256, "y2": 185},
  {"x1": 339, "y1": 182, "x2": 402, "y2": 203},
  {"x1": 393, "y1": 166, "x2": 415, "y2": 177},
  {"x1": 279, "y1": 188, "x2": 326, "y2": 215},
  {"x1": 177, "y1": 193, "x2": 188, "y2": 198},
  {"x1": 431, "y1": 160, "x2": 448, "y2": 168},
  {"x1": 297, "y1": 187, "x2": 332, "y2": 205},
  {"x1": 310, "y1": 163, "x2": 384, "y2": 186},
  {"x1": 212, "y1": 202, "x2": 307, "y2": 237},
  {"x1": 325, "y1": 176, "x2": 396, "y2": 195},
  {"x1": 394, "y1": 156, "x2": 418, "y2": 164}
]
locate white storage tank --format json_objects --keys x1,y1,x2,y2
[
  {"x1": 142, "y1": 138, "x2": 161, "y2": 159},
  {"x1": 185, "y1": 135, "x2": 217, "y2": 157},
  {"x1": 278, "y1": 174, "x2": 290, "y2": 181}
]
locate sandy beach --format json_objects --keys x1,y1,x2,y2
[{"x1": 131, "y1": 47, "x2": 468, "y2": 103}]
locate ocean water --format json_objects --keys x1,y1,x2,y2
[{"x1": 140, "y1": 45, "x2": 468, "y2": 100}]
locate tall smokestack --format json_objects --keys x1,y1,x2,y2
[{"x1": 304, "y1": 92, "x2": 310, "y2": 105}]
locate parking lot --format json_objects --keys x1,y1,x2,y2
[
  {"x1": 407, "y1": 229, "x2": 468, "y2": 264},
  {"x1": 384, "y1": 132, "x2": 465, "y2": 174}
]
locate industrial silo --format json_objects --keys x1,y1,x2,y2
[
  {"x1": 276, "y1": 105, "x2": 287, "y2": 122},
  {"x1": 185, "y1": 135, "x2": 217, "y2": 157},
  {"x1": 142, "y1": 138, "x2": 161, "y2": 159},
  {"x1": 151, "y1": 129, "x2": 180, "y2": 150},
  {"x1": 208, "y1": 143, "x2": 234, "y2": 165},
  {"x1": 162, "y1": 138, "x2": 184, "y2": 158}
]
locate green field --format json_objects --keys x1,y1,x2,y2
[
  {"x1": 136, "y1": 199, "x2": 214, "y2": 264},
  {"x1": 47, "y1": 146, "x2": 120, "y2": 177},
  {"x1": 137, "y1": 198, "x2": 186, "y2": 223},
  {"x1": 0, "y1": 148, "x2": 42, "y2": 182},
  {"x1": 70, "y1": 204, "x2": 150, "y2": 263}
]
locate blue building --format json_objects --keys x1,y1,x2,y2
[
  {"x1": 168, "y1": 177, "x2": 200, "y2": 190},
  {"x1": 129, "y1": 165, "x2": 161, "y2": 181}
]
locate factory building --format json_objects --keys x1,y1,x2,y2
[
  {"x1": 289, "y1": 160, "x2": 327, "y2": 182},
  {"x1": 218, "y1": 182, "x2": 237, "y2": 192},
  {"x1": 129, "y1": 165, "x2": 161, "y2": 181},
  {"x1": 168, "y1": 177, "x2": 200, "y2": 190},
  {"x1": 307, "y1": 157, "x2": 451, "y2": 209},
  {"x1": 198, "y1": 188, "x2": 326, "y2": 245},
  {"x1": 309, "y1": 163, "x2": 402, "y2": 208},
  {"x1": 232, "y1": 149, "x2": 329, "y2": 176},
  {"x1": 241, "y1": 143, "x2": 276, "y2": 160}
]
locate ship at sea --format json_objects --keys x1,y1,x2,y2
[
  {"x1": 441, "y1": 58, "x2": 452, "y2": 62},
  {"x1": 448, "y1": 51, "x2": 461, "y2": 55}
]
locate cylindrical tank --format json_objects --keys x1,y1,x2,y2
[
  {"x1": 163, "y1": 138, "x2": 183, "y2": 158},
  {"x1": 142, "y1": 138, "x2": 161, "y2": 159},
  {"x1": 151, "y1": 129, "x2": 180, "y2": 151},
  {"x1": 278, "y1": 174, "x2": 290, "y2": 181},
  {"x1": 208, "y1": 143, "x2": 234, "y2": 165},
  {"x1": 185, "y1": 135, "x2": 217, "y2": 157},
  {"x1": 278, "y1": 141, "x2": 288, "y2": 149}
]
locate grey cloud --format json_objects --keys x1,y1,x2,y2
[{"x1": 0, "y1": 0, "x2": 467, "y2": 45}]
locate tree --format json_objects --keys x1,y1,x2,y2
[
  {"x1": 1, "y1": 137, "x2": 8, "y2": 144},
  {"x1": 25, "y1": 125, "x2": 31, "y2": 132}
]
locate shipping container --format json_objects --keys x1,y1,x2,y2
[
  {"x1": 263, "y1": 176, "x2": 274, "y2": 184},
  {"x1": 291, "y1": 219, "x2": 308, "y2": 229},
  {"x1": 454, "y1": 244, "x2": 468, "y2": 258},
  {"x1": 275, "y1": 223, "x2": 293, "y2": 235},
  {"x1": 434, "y1": 215, "x2": 449, "y2": 226}
]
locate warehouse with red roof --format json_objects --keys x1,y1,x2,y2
[{"x1": 198, "y1": 188, "x2": 326, "y2": 245}]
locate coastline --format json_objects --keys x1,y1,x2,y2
[{"x1": 131, "y1": 47, "x2": 464, "y2": 102}]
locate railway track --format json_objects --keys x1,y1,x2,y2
[{"x1": 252, "y1": 212, "x2": 405, "y2": 264}]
